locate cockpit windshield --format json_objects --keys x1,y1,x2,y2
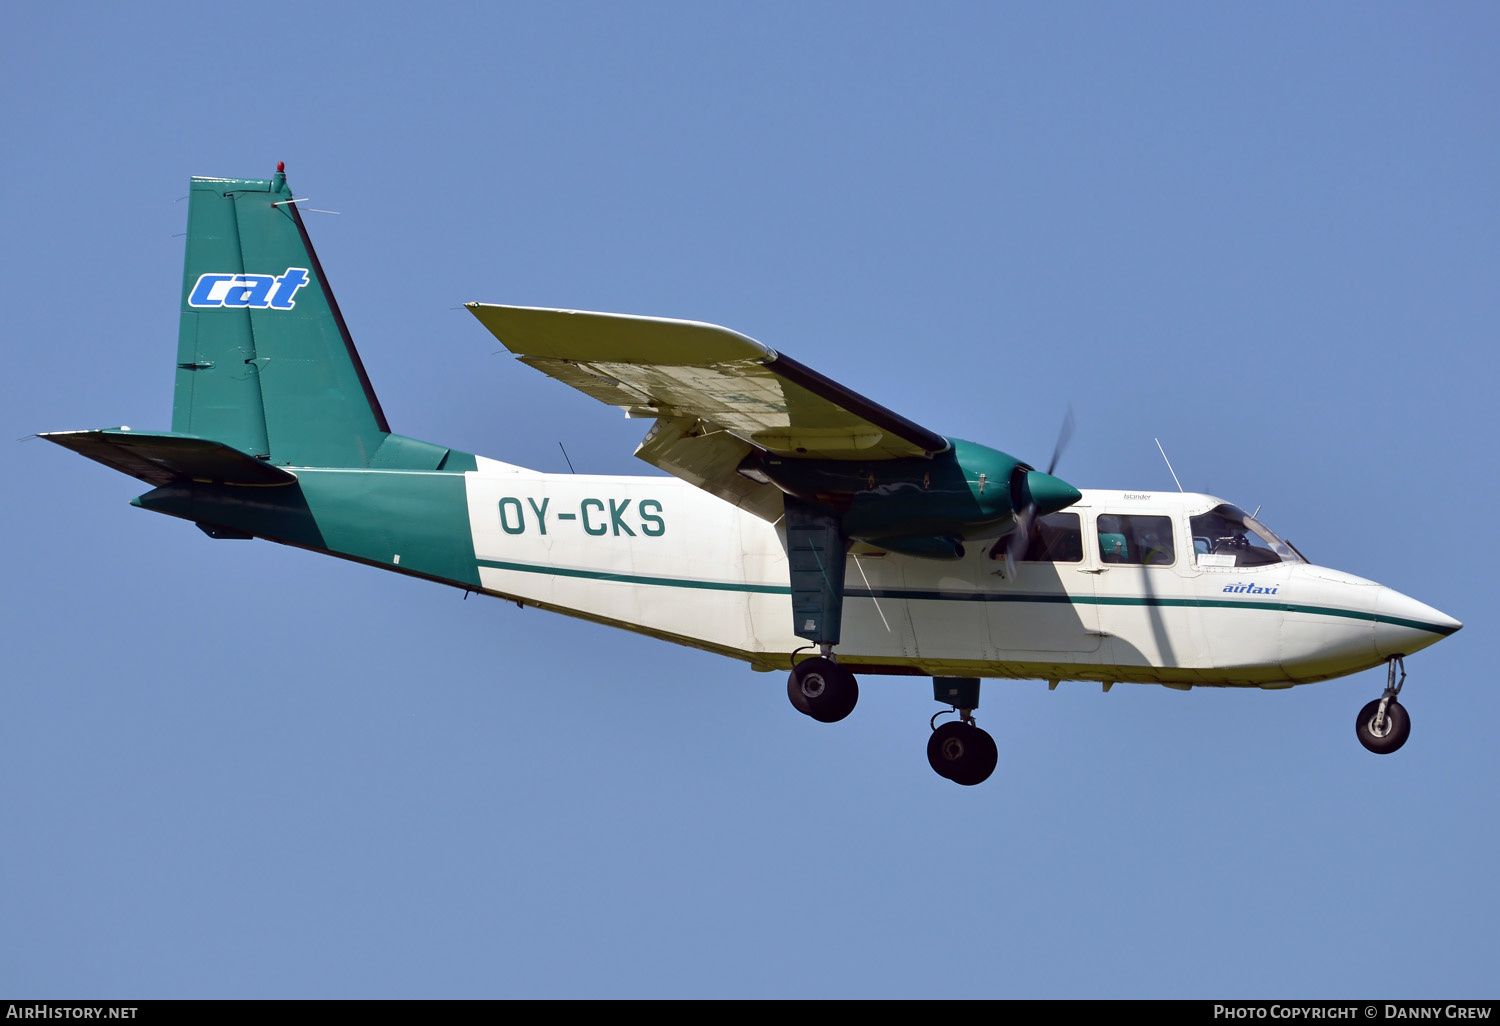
[{"x1": 1189, "y1": 504, "x2": 1303, "y2": 567}]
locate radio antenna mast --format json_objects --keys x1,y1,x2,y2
[{"x1": 1154, "y1": 438, "x2": 1185, "y2": 493}]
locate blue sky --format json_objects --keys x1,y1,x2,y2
[{"x1": 2, "y1": 2, "x2": 1495, "y2": 998}]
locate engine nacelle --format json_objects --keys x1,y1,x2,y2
[
  {"x1": 868, "y1": 534, "x2": 967, "y2": 560},
  {"x1": 741, "y1": 437, "x2": 1080, "y2": 556}
]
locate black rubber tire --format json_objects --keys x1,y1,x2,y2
[
  {"x1": 1356, "y1": 698, "x2": 1411, "y2": 755},
  {"x1": 927, "y1": 722, "x2": 998, "y2": 785},
  {"x1": 927, "y1": 721, "x2": 962, "y2": 779},
  {"x1": 787, "y1": 657, "x2": 859, "y2": 723}
]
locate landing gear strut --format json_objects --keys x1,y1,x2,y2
[
  {"x1": 927, "y1": 677, "x2": 998, "y2": 786},
  {"x1": 782, "y1": 498, "x2": 861, "y2": 724},
  {"x1": 1356, "y1": 655, "x2": 1411, "y2": 755}
]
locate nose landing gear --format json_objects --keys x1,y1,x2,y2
[
  {"x1": 928, "y1": 677, "x2": 998, "y2": 785},
  {"x1": 1356, "y1": 656, "x2": 1411, "y2": 755}
]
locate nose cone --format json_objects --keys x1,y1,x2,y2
[
  {"x1": 1376, "y1": 587, "x2": 1462, "y2": 658},
  {"x1": 1025, "y1": 470, "x2": 1082, "y2": 516}
]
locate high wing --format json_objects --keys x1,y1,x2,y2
[{"x1": 466, "y1": 304, "x2": 949, "y2": 521}]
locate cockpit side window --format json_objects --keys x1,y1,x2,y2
[
  {"x1": 1027, "y1": 512, "x2": 1083, "y2": 562},
  {"x1": 987, "y1": 511, "x2": 1083, "y2": 563},
  {"x1": 1190, "y1": 504, "x2": 1301, "y2": 567},
  {"x1": 1096, "y1": 514, "x2": 1176, "y2": 566}
]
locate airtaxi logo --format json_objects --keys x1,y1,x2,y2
[
  {"x1": 1223, "y1": 582, "x2": 1279, "y2": 595},
  {"x1": 187, "y1": 268, "x2": 310, "y2": 310}
]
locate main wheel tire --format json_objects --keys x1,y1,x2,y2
[
  {"x1": 926, "y1": 722, "x2": 962, "y2": 779},
  {"x1": 1356, "y1": 698, "x2": 1411, "y2": 755},
  {"x1": 927, "y1": 722, "x2": 998, "y2": 785},
  {"x1": 787, "y1": 657, "x2": 859, "y2": 723}
]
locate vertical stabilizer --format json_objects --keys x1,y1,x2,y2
[{"x1": 173, "y1": 168, "x2": 390, "y2": 467}]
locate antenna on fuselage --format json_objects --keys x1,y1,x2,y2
[
  {"x1": 559, "y1": 442, "x2": 577, "y2": 474},
  {"x1": 1154, "y1": 438, "x2": 1185, "y2": 493}
]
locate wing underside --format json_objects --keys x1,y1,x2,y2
[{"x1": 467, "y1": 304, "x2": 947, "y2": 520}]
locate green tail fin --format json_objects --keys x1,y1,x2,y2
[{"x1": 173, "y1": 169, "x2": 390, "y2": 467}]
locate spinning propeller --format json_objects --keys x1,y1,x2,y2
[{"x1": 1002, "y1": 408, "x2": 1076, "y2": 578}]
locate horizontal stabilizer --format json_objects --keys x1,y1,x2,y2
[{"x1": 40, "y1": 430, "x2": 298, "y2": 487}]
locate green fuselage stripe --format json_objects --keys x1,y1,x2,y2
[
  {"x1": 474, "y1": 559, "x2": 1459, "y2": 636},
  {"x1": 478, "y1": 558, "x2": 787, "y2": 594}
]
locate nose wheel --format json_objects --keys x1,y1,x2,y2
[{"x1": 1356, "y1": 656, "x2": 1411, "y2": 755}]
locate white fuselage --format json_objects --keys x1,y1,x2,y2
[{"x1": 463, "y1": 457, "x2": 1457, "y2": 688}]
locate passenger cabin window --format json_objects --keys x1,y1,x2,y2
[
  {"x1": 1096, "y1": 514, "x2": 1175, "y2": 566},
  {"x1": 1190, "y1": 504, "x2": 1302, "y2": 567},
  {"x1": 989, "y1": 512, "x2": 1083, "y2": 563}
]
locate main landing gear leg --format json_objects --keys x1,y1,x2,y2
[
  {"x1": 783, "y1": 498, "x2": 860, "y2": 723},
  {"x1": 927, "y1": 677, "x2": 998, "y2": 786},
  {"x1": 1356, "y1": 655, "x2": 1411, "y2": 755}
]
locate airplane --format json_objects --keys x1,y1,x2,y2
[{"x1": 43, "y1": 166, "x2": 1462, "y2": 786}]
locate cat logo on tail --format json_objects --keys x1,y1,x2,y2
[{"x1": 187, "y1": 267, "x2": 310, "y2": 309}]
